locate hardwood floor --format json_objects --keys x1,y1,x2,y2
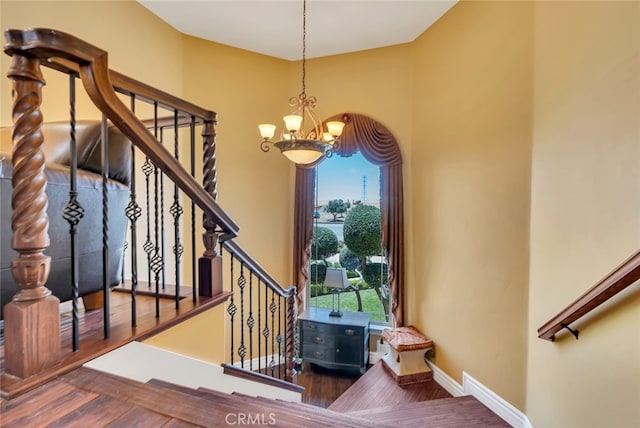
[
  {"x1": 296, "y1": 362, "x2": 363, "y2": 408},
  {"x1": 328, "y1": 361, "x2": 452, "y2": 412},
  {"x1": 0, "y1": 286, "x2": 230, "y2": 399}
]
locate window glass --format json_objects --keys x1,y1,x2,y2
[{"x1": 308, "y1": 152, "x2": 391, "y2": 325}]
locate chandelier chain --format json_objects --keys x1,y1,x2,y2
[{"x1": 301, "y1": 0, "x2": 307, "y2": 97}]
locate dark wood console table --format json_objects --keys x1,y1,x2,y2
[{"x1": 299, "y1": 307, "x2": 370, "y2": 374}]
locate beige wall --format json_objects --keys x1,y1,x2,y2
[
  {"x1": 527, "y1": 2, "x2": 640, "y2": 427},
  {"x1": 410, "y1": 1, "x2": 533, "y2": 410},
  {"x1": 180, "y1": 35, "x2": 293, "y2": 286},
  {"x1": 0, "y1": 0, "x2": 184, "y2": 125}
]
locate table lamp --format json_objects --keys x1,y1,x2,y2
[{"x1": 324, "y1": 267, "x2": 349, "y2": 317}]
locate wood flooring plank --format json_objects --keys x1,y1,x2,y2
[
  {"x1": 162, "y1": 418, "x2": 204, "y2": 428},
  {"x1": 348, "y1": 396, "x2": 510, "y2": 428},
  {"x1": 61, "y1": 368, "x2": 232, "y2": 427},
  {"x1": 0, "y1": 380, "x2": 98, "y2": 427},
  {"x1": 47, "y1": 394, "x2": 134, "y2": 427},
  {"x1": 106, "y1": 405, "x2": 174, "y2": 428},
  {"x1": 328, "y1": 361, "x2": 451, "y2": 413}
]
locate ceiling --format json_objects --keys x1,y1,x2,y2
[{"x1": 138, "y1": 0, "x2": 457, "y2": 61}]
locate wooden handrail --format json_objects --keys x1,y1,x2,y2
[
  {"x1": 222, "y1": 239, "x2": 296, "y2": 299},
  {"x1": 538, "y1": 249, "x2": 640, "y2": 341},
  {"x1": 4, "y1": 27, "x2": 239, "y2": 238}
]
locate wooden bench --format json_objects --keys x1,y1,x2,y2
[{"x1": 381, "y1": 326, "x2": 434, "y2": 385}]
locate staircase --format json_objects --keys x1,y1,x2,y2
[{"x1": 0, "y1": 363, "x2": 511, "y2": 427}]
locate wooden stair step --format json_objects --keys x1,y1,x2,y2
[
  {"x1": 230, "y1": 392, "x2": 385, "y2": 428},
  {"x1": 62, "y1": 367, "x2": 243, "y2": 427},
  {"x1": 347, "y1": 396, "x2": 510, "y2": 427},
  {"x1": 329, "y1": 361, "x2": 451, "y2": 413},
  {"x1": 46, "y1": 394, "x2": 134, "y2": 427},
  {"x1": 152, "y1": 375, "x2": 379, "y2": 427},
  {"x1": 0, "y1": 379, "x2": 99, "y2": 427}
]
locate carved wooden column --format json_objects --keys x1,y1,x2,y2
[
  {"x1": 4, "y1": 54, "x2": 61, "y2": 378},
  {"x1": 285, "y1": 291, "x2": 297, "y2": 382},
  {"x1": 198, "y1": 120, "x2": 222, "y2": 297}
]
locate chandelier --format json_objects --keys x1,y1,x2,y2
[{"x1": 258, "y1": 0, "x2": 344, "y2": 165}]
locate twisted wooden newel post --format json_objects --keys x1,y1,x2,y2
[
  {"x1": 4, "y1": 54, "x2": 61, "y2": 378},
  {"x1": 199, "y1": 120, "x2": 222, "y2": 297},
  {"x1": 286, "y1": 290, "x2": 298, "y2": 382}
]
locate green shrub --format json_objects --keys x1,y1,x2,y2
[
  {"x1": 339, "y1": 246, "x2": 360, "y2": 271},
  {"x1": 310, "y1": 226, "x2": 339, "y2": 260},
  {"x1": 309, "y1": 263, "x2": 327, "y2": 284},
  {"x1": 343, "y1": 204, "x2": 381, "y2": 257},
  {"x1": 362, "y1": 263, "x2": 388, "y2": 289}
]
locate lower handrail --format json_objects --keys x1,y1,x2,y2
[{"x1": 538, "y1": 249, "x2": 640, "y2": 341}]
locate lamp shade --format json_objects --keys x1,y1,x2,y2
[
  {"x1": 326, "y1": 121, "x2": 345, "y2": 137},
  {"x1": 283, "y1": 115, "x2": 303, "y2": 132},
  {"x1": 258, "y1": 123, "x2": 276, "y2": 140},
  {"x1": 324, "y1": 268, "x2": 349, "y2": 289}
]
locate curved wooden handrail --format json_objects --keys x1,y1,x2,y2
[
  {"x1": 538, "y1": 249, "x2": 640, "y2": 341},
  {"x1": 222, "y1": 239, "x2": 296, "y2": 299},
  {"x1": 4, "y1": 27, "x2": 238, "y2": 237}
]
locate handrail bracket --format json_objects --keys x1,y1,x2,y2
[{"x1": 560, "y1": 323, "x2": 579, "y2": 340}]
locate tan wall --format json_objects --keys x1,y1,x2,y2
[
  {"x1": 0, "y1": 0, "x2": 183, "y2": 125},
  {"x1": 180, "y1": 35, "x2": 293, "y2": 286},
  {"x1": 143, "y1": 304, "x2": 227, "y2": 363},
  {"x1": 410, "y1": 1, "x2": 533, "y2": 410},
  {"x1": 526, "y1": 2, "x2": 640, "y2": 427}
]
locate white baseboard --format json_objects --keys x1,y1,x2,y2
[
  {"x1": 426, "y1": 360, "x2": 531, "y2": 428},
  {"x1": 426, "y1": 360, "x2": 465, "y2": 397}
]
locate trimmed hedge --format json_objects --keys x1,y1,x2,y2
[{"x1": 343, "y1": 204, "x2": 381, "y2": 257}]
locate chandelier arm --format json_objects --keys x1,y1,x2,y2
[{"x1": 260, "y1": 140, "x2": 273, "y2": 152}]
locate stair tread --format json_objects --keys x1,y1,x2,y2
[
  {"x1": 348, "y1": 395, "x2": 510, "y2": 427},
  {"x1": 0, "y1": 379, "x2": 99, "y2": 427},
  {"x1": 329, "y1": 361, "x2": 451, "y2": 413},
  {"x1": 231, "y1": 392, "x2": 387, "y2": 427},
  {"x1": 150, "y1": 375, "x2": 380, "y2": 427}
]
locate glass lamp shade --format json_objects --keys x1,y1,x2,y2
[
  {"x1": 282, "y1": 149, "x2": 324, "y2": 165},
  {"x1": 326, "y1": 121, "x2": 345, "y2": 137},
  {"x1": 258, "y1": 123, "x2": 276, "y2": 140},
  {"x1": 283, "y1": 115, "x2": 303, "y2": 133}
]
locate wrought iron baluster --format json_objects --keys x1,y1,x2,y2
[
  {"x1": 247, "y1": 273, "x2": 254, "y2": 371},
  {"x1": 278, "y1": 297, "x2": 282, "y2": 378},
  {"x1": 126, "y1": 94, "x2": 141, "y2": 327},
  {"x1": 171, "y1": 110, "x2": 184, "y2": 308},
  {"x1": 190, "y1": 117, "x2": 196, "y2": 302},
  {"x1": 101, "y1": 115, "x2": 110, "y2": 339},
  {"x1": 150, "y1": 103, "x2": 163, "y2": 317},
  {"x1": 269, "y1": 288, "x2": 276, "y2": 376},
  {"x1": 62, "y1": 72, "x2": 85, "y2": 351},
  {"x1": 159, "y1": 126, "x2": 166, "y2": 291},
  {"x1": 263, "y1": 279, "x2": 270, "y2": 372},
  {"x1": 238, "y1": 263, "x2": 247, "y2": 368},
  {"x1": 227, "y1": 254, "x2": 236, "y2": 365},
  {"x1": 257, "y1": 277, "x2": 261, "y2": 373},
  {"x1": 142, "y1": 156, "x2": 154, "y2": 292}
]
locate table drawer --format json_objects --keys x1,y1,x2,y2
[
  {"x1": 302, "y1": 344, "x2": 334, "y2": 363},
  {"x1": 335, "y1": 326, "x2": 363, "y2": 337},
  {"x1": 301, "y1": 321, "x2": 331, "y2": 334},
  {"x1": 303, "y1": 333, "x2": 334, "y2": 347}
]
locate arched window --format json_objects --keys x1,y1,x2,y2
[{"x1": 293, "y1": 113, "x2": 405, "y2": 326}]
